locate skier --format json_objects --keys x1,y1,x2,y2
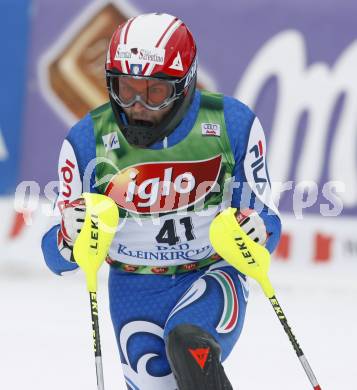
[{"x1": 42, "y1": 13, "x2": 281, "y2": 390}]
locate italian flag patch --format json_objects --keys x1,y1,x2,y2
[{"x1": 207, "y1": 270, "x2": 239, "y2": 334}]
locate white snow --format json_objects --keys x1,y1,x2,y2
[{"x1": 1, "y1": 260, "x2": 356, "y2": 390}]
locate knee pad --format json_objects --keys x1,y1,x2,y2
[{"x1": 166, "y1": 324, "x2": 233, "y2": 390}]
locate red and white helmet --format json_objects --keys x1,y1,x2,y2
[{"x1": 105, "y1": 13, "x2": 197, "y2": 147}]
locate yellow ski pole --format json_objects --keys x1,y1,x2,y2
[
  {"x1": 209, "y1": 208, "x2": 322, "y2": 390},
  {"x1": 73, "y1": 193, "x2": 119, "y2": 390}
]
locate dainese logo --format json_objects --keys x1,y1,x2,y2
[{"x1": 104, "y1": 155, "x2": 222, "y2": 213}]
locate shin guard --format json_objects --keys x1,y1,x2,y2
[{"x1": 166, "y1": 324, "x2": 233, "y2": 390}]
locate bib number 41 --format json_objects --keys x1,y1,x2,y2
[{"x1": 155, "y1": 217, "x2": 195, "y2": 246}]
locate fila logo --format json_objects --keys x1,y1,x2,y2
[
  {"x1": 169, "y1": 52, "x2": 183, "y2": 71},
  {"x1": 249, "y1": 139, "x2": 267, "y2": 195},
  {"x1": 201, "y1": 123, "x2": 221, "y2": 136},
  {"x1": 102, "y1": 132, "x2": 120, "y2": 151}
]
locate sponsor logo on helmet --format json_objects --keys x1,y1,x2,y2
[
  {"x1": 115, "y1": 44, "x2": 165, "y2": 65},
  {"x1": 184, "y1": 58, "x2": 197, "y2": 88},
  {"x1": 130, "y1": 64, "x2": 142, "y2": 75},
  {"x1": 169, "y1": 52, "x2": 183, "y2": 71},
  {"x1": 104, "y1": 155, "x2": 222, "y2": 214},
  {"x1": 201, "y1": 123, "x2": 221, "y2": 137}
]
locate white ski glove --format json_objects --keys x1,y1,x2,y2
[
  {"x1": 236, "y1": 209, "x2": 268, "y2": 245},
  {"x1": 57, "y1": 198, "x2": 86, "y2": 261}
]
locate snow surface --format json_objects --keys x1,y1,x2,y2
[{"x1": 1, "y1": 262, "x2": 356, "y2": 390}]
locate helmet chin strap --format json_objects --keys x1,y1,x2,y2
[
  {"x1": 122, "y1": 123, "x2": 165, "y2": 147},
  {"x1": 109, "y1": 98, "x2": 157, "y2": 147},
  {"x1": 123, "y1": 100, "x2": 181, "y2": 147}
]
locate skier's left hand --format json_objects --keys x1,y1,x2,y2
[{"x1": 236, "y1": 209, "x2": 267, "y2": 245}]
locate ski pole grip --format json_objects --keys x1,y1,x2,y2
[{"x1": 73, "y1": 193, "x2": 119, "y2": 292}]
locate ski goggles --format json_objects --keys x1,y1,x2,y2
[{"x1": 108, "y1": 74, "x2": 179, "y2": 110}]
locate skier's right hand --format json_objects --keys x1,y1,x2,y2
[
  {"x1": 60, "y1": 198, "x2": 86, "y2": 247},
  {"x1": 57, "y1": 198, "x2": 86, "y2": 262}
]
